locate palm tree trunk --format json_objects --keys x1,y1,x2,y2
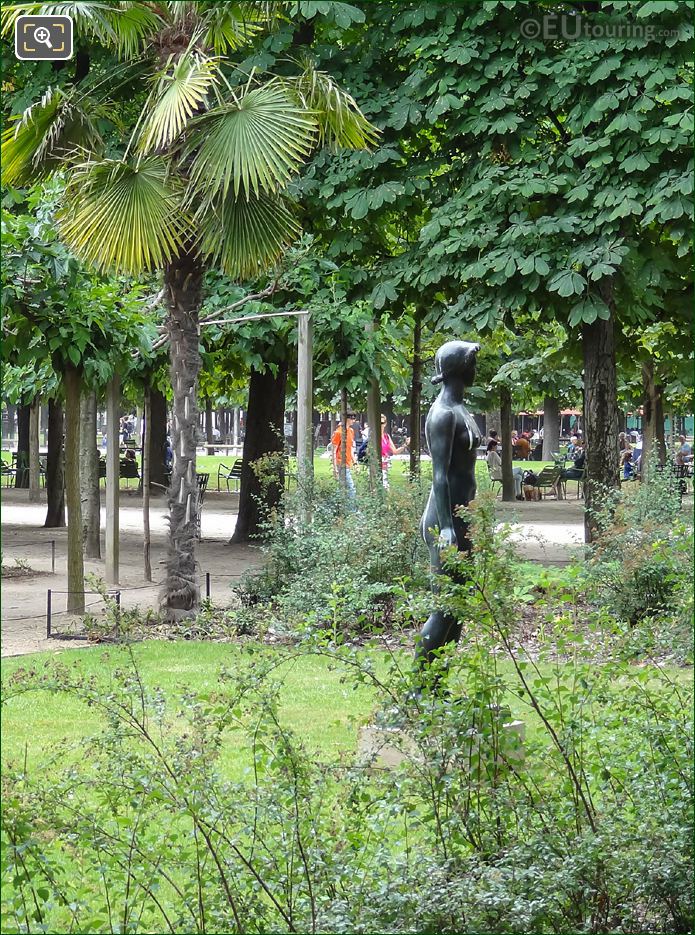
[
  {"x1": 64, "y1": 365, "x2": 85, "y2": 614},
  {"x1": 44, "y1": 397, "x2": 65, "y2": 528},
  {"x1": 162, "y1": 251, "x2": 204, "y2": 620},
  {"x1": 80, "y1": 389, "x2": 101, "y2": 558}
]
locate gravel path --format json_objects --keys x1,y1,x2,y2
[{"x1": 1, "y1": 489, "x2": 585, "y2": 658}]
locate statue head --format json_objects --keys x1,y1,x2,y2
[{"x1": 431, "y1": 340, "x2": 480, "y2": 386}]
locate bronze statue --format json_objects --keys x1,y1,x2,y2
[{"x1": 415, "y1": 340, "x2": 481, "y2": 670}]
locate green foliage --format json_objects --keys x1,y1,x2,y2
[
  {"x1": 2, "y1": 506, "x2": 692, "y2": 933},
  {"x1": 238, "y1": 479, "x2": 429, "y2": 638},
  {"x1": 585, "y1": 458, "x2": 693, "y2": 646},
  {"x1": 1, "y1": 186, "x2": 155, "y2": 391}
]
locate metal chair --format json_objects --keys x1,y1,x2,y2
[
  {"x1": 195, "y1": 472, "x2": 210, "y2": 540},
  {"x1": 217, "y1": 459, "x2": 242, "y2": 492},
  {"x1": 534, "y1": 465, "x2": 563, "y2": 499}
]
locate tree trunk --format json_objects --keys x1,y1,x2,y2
[
  {"x1": 231, "y1": 363, "x2": 288, "y2": 543},
  {"x1": 541, "y1": 395, "x2": 561, "y2": 460},
  {"x1": 205, "y1": 400, "x2": 214, "y2": 454},
  {"x1": 499, "y1": 388, "x2": 515, "y2": 501},
  {"x1": 162, "y1": 252, "x2": 204, "y2": 620},
  {"x1": 339, "y1": 387, "x2": 348, "y2": 488},
  {"x1": 148, "y1": 385, "x2": 169, "y2": 494},
  {"x1": 384, "y1": 393, "x2": 394, "y2": 437},
  {"x1": 485, "y1": 409, "x2": 501, "y2": 439},
  {"x1": 28, "y1": 399, "x2": 41, "y2": 502},
  {"x1": 231, "y1": 407, "x2": 239, "y2": 447},
  {"x1": 15, "y1": 402, "x2": 30, "y2": 488},
  {"x1": 79, "y1": 389, "x2": 101, "y2": 558},
  {"x1": 44, "y1": 398, "x2": 65, "y2": 528},
  {"x1": 6, "y1": 402, "x2": 16, "y2": 445},
  {"x1": 64, "y1": 366, "x2": 85, "y2": 614},
  {"x1": 409, "y1": 310, "x2": 423, "y2": 478},
  {"x1": 641, "y1": 359, "x2": 666, "y2": 473},
  {"x1": 143, "y1": 388, "x2": 152, "y2": 582},
  {"x1": 582, "y1": 303, "x2": 619, "y2": 543}
]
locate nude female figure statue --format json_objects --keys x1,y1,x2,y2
[{"x1": 415, "y1": 340, "x2": 482, "y2": 669}]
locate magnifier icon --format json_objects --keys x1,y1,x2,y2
[{"x1": 34, "y1": 25, "x2": 53, "y2": 48}]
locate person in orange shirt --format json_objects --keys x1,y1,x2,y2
[{"x1": 331, "y1": 414, "x2": 357, "y2": 502}]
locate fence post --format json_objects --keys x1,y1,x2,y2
[
  {"x1": 46, "y1": 589, "x2": 52, "y2": 638},
  {"x1": 205, "y1": 572, "x2": 211, "y2": 599},
  {"x1": 50, "y1": 539, "x2": 55, "y2": 574}
]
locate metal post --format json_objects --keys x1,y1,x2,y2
[
  {"x1": 205, "y1": 572, "x2": 211, "y2": 599},
  {"x1": 46, "y1": 589, "x2": 52, "y2": 638},
  {"x1": 106, "y1": 375, "x2": 120, "y2": 584},
  {"x1": 296, "y1": 311, "x2": 314, "y2": 495},
  {"x1": 50, "y1": 539, "x2": 55, "y2": 574}
]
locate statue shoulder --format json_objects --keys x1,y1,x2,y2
[{"x1": 426, "y1": 403, "x2": 456, "y2": 433}]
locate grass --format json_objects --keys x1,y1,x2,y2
[
  {"x1": 1, "y1": 642, "x2": 378, "y2": 779},
  {"x1": 2, "y1": 641, "x2": 690, "y2": 781}
]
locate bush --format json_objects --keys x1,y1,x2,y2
[
  {"x1": 237, "y1": 477, "x2": 430, "y2": 639},
  {"x1": 2, "y1": 498, "x2": 692, "y2": 934},
  {"x1": 583, "y1": 461, "x2": 693, "y2": 661}
]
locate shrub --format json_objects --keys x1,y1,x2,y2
[
  {"x1": 583, "y1": 460, "x2": 693, "y2": 660},
  {"x1": 2, "y1": 497, "x2": 691, "y2": 934},
  {"x1": 237, "y1": 478, "x2": 430, "y2": 639}
]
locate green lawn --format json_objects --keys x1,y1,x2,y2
[{"x1": 2, "y1": 641, "x2": 690, "y2": 781}]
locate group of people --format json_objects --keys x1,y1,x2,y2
[
  {"x1": 485, "y1": 430, "x2": 587, "y2": 497},
  {"x1": 330, "y1": 414, "x2": 409, "y2": 499}
]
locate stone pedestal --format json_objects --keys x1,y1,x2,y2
[{"x1": 358, "y1": 719, "x2": 525, "y2": 770}]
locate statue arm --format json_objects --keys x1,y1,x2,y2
[{"x1": 428, "y1": 409, "x2": 456, "y2": 546}]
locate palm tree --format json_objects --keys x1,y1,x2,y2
[{"x1": 2, "y1": 1, "x2": 376, "y2": 620}]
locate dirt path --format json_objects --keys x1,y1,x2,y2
[
  {"x1": 1, "y1": 488, "x2": 262, "y2": 657},
  {"x1": 1, "y1": 489, "x2": 586, "y2": 658}
]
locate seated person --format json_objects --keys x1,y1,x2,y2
[
  {"x1": 566, "y1": 435, "x2": 579, "y2": 459},
  {"x1": 561, "y1": 441, "x2": 586, "y2": 481},
  {"x1": 678, "y1": 435, "x2": 692, "y2": 462},
  {"x1": 120, "y1": 448, "x2": 139, "y2": 477},
  {"x1": 487, "y1": 439, "x2": 524, "y2": 500},
  {"x1": 622, "y1": 450, "x2": 635, "y2": 480},
  {"x1": 514, "y1": 433, "x2": 531, "y2": 460}
]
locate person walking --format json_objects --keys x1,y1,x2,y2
[
  {"x1": 331, "y1": 414, "x2": 357, "y2": 502},
  {"x1": 380, "y1": 414, "x2": 409, "y2": 488}
]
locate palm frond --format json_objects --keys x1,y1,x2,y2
[
  {"x1": 166, "y1": 1, "x2": 272, "y2": 53},
  {"x1": 136, "y1": 50, "x2": 221, "y2": 153},
  {"x1": 187, "y1": 84, "x2": 317, "y2": 205},
  {"x1": 1, "y1": 2, "x2": 162, "y2": 57},
  {"x1": 198, "y1": 190, "x2": 300, "y2": 279},
  {"x1": 289, "y1": 60, "x2": 380, "y2": 149},
  {"x1": 1, "y1": 87, "x2": 104, "y2": 186},
  {"x1": 58, "y1": 157, "x2": 188, "y2": 274}
]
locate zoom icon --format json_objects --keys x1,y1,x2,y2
[{"x1": 15, "y1": 15, "x2": 73, "y2": 60}]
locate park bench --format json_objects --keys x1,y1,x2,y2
[{"x1": 217, "y1": 458, "x2": 243, "y2": 492}]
